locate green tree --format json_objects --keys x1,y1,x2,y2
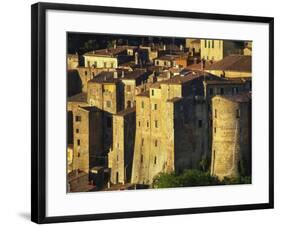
[{"x1": 152, "y1": 169, "x2": 220, "y2": 188}]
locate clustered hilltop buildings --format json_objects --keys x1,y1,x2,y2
[{"x1": 67, "y1": 38, "x2": 252, "y2": 192}]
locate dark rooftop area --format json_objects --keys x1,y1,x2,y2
[
  {"x1": 205, "y1": 55, "x2": 252, "y2": 72},
  {"x1": 68, "y1": 92, "x2": 87, "y2": 102}
]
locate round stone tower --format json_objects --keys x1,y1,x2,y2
[{"x1": 210, "y1": 94, "x2": 251, "y2": 180}]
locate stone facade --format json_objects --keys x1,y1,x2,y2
[
  {"x1": 72, "y1": 106, "x2": 103, "y2": 172},
  {"x1": 108, "y1": 108, "x2": 136, "y2": 184},
  {"x1": 211, "y1": 94, "x2": 251, "y2": 180},
  {"x1": 131, "y1": 74, "x2": 213, "y2": 185}
]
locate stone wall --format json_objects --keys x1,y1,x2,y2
[{"x1": 211, "y1": 96, "x2": 251, "y2": 179}]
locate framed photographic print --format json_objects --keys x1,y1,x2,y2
[{"x1": 31, "y1": 2, "x2": 274, "y2": 224}]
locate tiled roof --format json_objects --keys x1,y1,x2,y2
[
  {"x1": 205, "y1": 55, "x2": 251, "y2": 72},
  {"x1": 68, "y1": 92, "x2": 87, "y2": 102}
]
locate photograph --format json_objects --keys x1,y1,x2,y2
[{"x1": 66, "y1": 33, "x2": 252, "y2": 193}]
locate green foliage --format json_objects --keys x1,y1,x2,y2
[
  {"x1": 152, "y1": 169, "x2": 220, "y2": 188},
  {"x1": 152, "y1": 169, "x2": 251, "y2": 189},
  {"x1": 221, "y1": 175, "x2": 251, "y2": 185}
]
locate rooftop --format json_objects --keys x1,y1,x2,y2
[
  {"x1": 88, "y1": 71, "x2": 119, "y2": 84},
  {"x1": 205, "y1": 55, "x2": 252, "y2": 72},
  {"x1": 215, "y1": 93, "x2": 251, "y2": 103},
  {"x1": 122, "y1": 69, "x2": 149, "y2": 80},
  {"x1": 68, "y1": 92, "x2": 87, "y2": 103},
  {"x1": 160, "y1": 70, "x2": 221, "y2": 85}
]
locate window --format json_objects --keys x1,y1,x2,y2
[
  {"x1": 106, "y1": 100, "x2": 111, "y2": 108},
  {"x1": 232, "y1": 87, "x2": 239, "y2": 95},
  {"x1": 85, "y1": 71, "x2": 88, "y2": 76},
  {"x1": 155, "y1": 120, "x2": 158, "y2": 128},
  {"x1": 156, "y1": 61, "x2": 159, "y2": 66},
  {"x1": 214, "y1": 127, "x2": 216, "y2": 133},
  {"x1": 154, "y1": 104, "x2": 157, "y2": 110},
  {"x1": 205, "y1": 40, "x2": 207, "y2": 48},
  {"x1": 126, "y1": 85, "x2": 131, "y2": 92},
  {"x1": 208, "y1": 40, "x2": 210, "y2": 48},
  {"x1": 151, "y1": 89, "x2": 154, "y2": 96},
  {"x1": 117, "y1": 155, "x2": 119, "y2": 162},
  {"x1": 209, "y1": 88, "x2": 213, "y2": 95},
  {"x1": 93, "y1": 61, "x2": 97, "y2": 67},
  {"x1": 107, "y1": 116, "x2": 112, "y2": 128},
  {"x1": 212, "y1": 40, "x2": 214, "y2": 48},
  {"x1": 138, "y1": 121, "x2": 141, "y2": 127},
  {"x1": 141, "y1": 154, "x2": 143, "y2": 163},
  {"x1": 154, "y1": 156, "x2": 157, "y2": 165},
  {"x1": 103, "y1": 62, "x2": 107, "y2": 68},
  {"x1": 141, "y1": 138, "x2": 144, "y2": 146},
  {"x1": 215, "y1": 109, "x2": 217, "y2": 118},
  {"x1": 75, "y1": 116, "x2": 81, "y2": 122},
  {"x1": 77, "y1": 139, "x2": 80, "y2": 146},
  {"x1": 141, "y1": 101, "x2": 144, "y2": 109},
  {"x1": 236, "y1": 109, "x2": 240, "y2": 118},
  {"x1": 77, "y1": 152, "x2": 80, "y2": 158},
  {"x1": 198, "y1": 120, "x2": 202, "y2": 128},
  {"x1": 127, "y1": 101, "x2": 131, "y2": 108},
  {"x1": 76, "y1": 128, "x2": 79, "y2": 133},
  {"x1": 147, "y1": 121, "x2": 149, "y2": 128},
  {"x1": 111, "y1": 62, "x2": 114, "y2": 68},
  {"x1": 155, "y1": 140, "x2": 158, "y2": 147},
  {"x1": 220, "y1": 88, "x2": 224, "y2": 95}
]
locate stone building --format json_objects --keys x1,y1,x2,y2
[
  {"x1": 211, "y1": 94, "x2": 251, "y2": 180},
  {"x1": 204, "y1": 55, "x2": 252, "y2": 78},
  {"x1": 72, "y1": 106, "x2": 104, "y2": 172},
  {"x1": 67, "y1": 53, "x2": 79, "y2": 69},
  {"x1": 200, "y1": 40, "x2": 244, "y2": 62},
  {"x1": 87, "y1": 71, "x2": 123, "y2": 155},
  {"x1": 131, "y1": 72, "x2": 221, "y2": 185},
  {"x1": 108, "y1": 107, "x2": 136, "y2": 184},
  {"x1": 120, "y1": 69, "x2": 153, "y2": 109},
  {"x1": 154, "y1": 55, "x2": 188, "y2": 68},
  {"x1": 185, "y1": 39, "x2": 201, "y2": 56}
]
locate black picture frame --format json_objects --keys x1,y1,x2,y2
[{"x1": 31, "y1": 2, "x2": 274, "y2": 224}]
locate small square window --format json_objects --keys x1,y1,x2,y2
[
  {"x1": 236, "y1": 109, "x2": 240, "y2": 118},
  {"x1": 106, "y1": 101, "x2": 111, "y2": 108},
  {"x1": 76, "y1": 128, "x2": 79, "y2": 133},
  {"x1": 75, "y1": 116, "x2": 81, "y2": 122},
  {"x1": 215, "y1": 109, "x2": 217, "y2": 118},
  {"x1": 155, "y1": 120, "x2": 158, "y2": 128},
  {"x1": 154, "y1": 104, "x2": 157, "y2": 110},
  {"x1": 151, "y1": 89, "x2": 154, "y2": 96},
  {"x1": 155, "y1": 140, "x2": 158, "y2": 147},
  {"x1": 138, "y1": 121, "x2": 141, "y2": 127},
  {"x1": 141, "y1": 138, "x2": 144, "y2": 146},
  {"x1": 77, "y1": 139, "x2": 80, "y2": 146}
]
